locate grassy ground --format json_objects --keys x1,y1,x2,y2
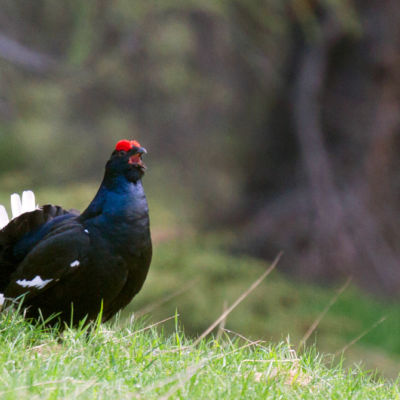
[
  {"x1": 0, "y1": 310, "x2": 398, "y2": 399},
  {"x1": 1, "y1": 179, "x2": 400, "y2": 390},
  {"x1": 130, "y1": 233, "x2": 400, "y2": 378}
]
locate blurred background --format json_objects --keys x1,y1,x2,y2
[{"x1": 1, "y1": 0, "x2": 400, "y2": 376}]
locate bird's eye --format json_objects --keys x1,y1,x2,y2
[{"x1": 119, "y1": 151, "x2": 127, "y2": 156}]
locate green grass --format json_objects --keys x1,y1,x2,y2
[{"x1": 0, "y1": 310, "x2": 398, "y2": 399}]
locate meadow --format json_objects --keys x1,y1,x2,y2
[{"x1": 0, "y1": 310, "x2": 398, "y2": 399}]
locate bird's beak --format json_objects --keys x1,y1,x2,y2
[
  {"x1": 128, "y1": 147, "x2": 147, "y2": 156},
  {"x1": 128, "y1": 146, "x2": 147, "y2": 169}
]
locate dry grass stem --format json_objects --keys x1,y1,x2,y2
[
  {"x1": 298, "y1": 276, "x2": 352, "y2": 350},
  {"x1": 216, "y1": 300, "x2": 228, "y2": 341},
  {"x1": 192, "y1": 252, "x2": 282, "y2": 346},
  {"x1": 335, "y1": 316, "x2": 387, "y2": 355},
  {"x1": 222, "y1": 328, "x2": 255, "y2": 344},
  {"x1": 238, "y1": 358, "x2": 300, "y2": 371},
  {"x1": 135, "y1": 279, "x2": 198, "y2": 318},
  {"x1": 111, "y1": 315, "x2": 178, "y2": 344}
]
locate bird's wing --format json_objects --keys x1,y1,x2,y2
[
  {"x1": 0, "y1": 205, "x2": 77, "y2": 291},
  {"x1": 3, "y1": 219, "x2": 90, "y2": 301},
  {"x1": 4, "y1": 219, "x2": 129, "y2": 314}
]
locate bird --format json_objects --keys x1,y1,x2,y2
[{"x1": 0, "y1": 139, "x2": 152, "y2": 326}]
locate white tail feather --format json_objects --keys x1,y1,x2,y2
[
  {"x1": 0, "y1": 190, "x2": 37, "y2": 229},
  {"x1": 0, "y1": 205, "x2": 9, "y2": 229},
  {"x1": 21, "y1": 190, "x2": 36, "y2": 213},
  {"x1": 10, "y1": 193, "x2": 22, "y2": 219}
]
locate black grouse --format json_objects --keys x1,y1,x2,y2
[{"x1": 0, "y1": 140, "x2": 152, "y2": 325}]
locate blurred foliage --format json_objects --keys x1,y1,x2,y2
[
  {"x1": 1, "y1": 2, "x2": 400, "y2": 293},
  {"x1": 0, "y1": 0, "x2": 357, "y2": 184}
]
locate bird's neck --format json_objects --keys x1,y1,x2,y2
[{"x1": 80, "y1": 174, "x2": 149, "y2": 222}]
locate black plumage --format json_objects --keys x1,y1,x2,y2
[{"x1": 0, "y1": 140, "x2": 152, "y2": 325}]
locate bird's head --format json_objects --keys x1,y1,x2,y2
[{"x1": 106, "y1": 140, "x2": 148, "y2": 183}]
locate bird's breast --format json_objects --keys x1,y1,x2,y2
[{"x1": 86, "y1": 215, "x2": 151, "y2": 264}]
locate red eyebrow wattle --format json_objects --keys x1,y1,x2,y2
[
  {"x1": 130, "y1": 140, "x2": 141, "y2": 148},
  {"x1": 115, "y1": 140, "x2": 141, "y2": 152}
]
